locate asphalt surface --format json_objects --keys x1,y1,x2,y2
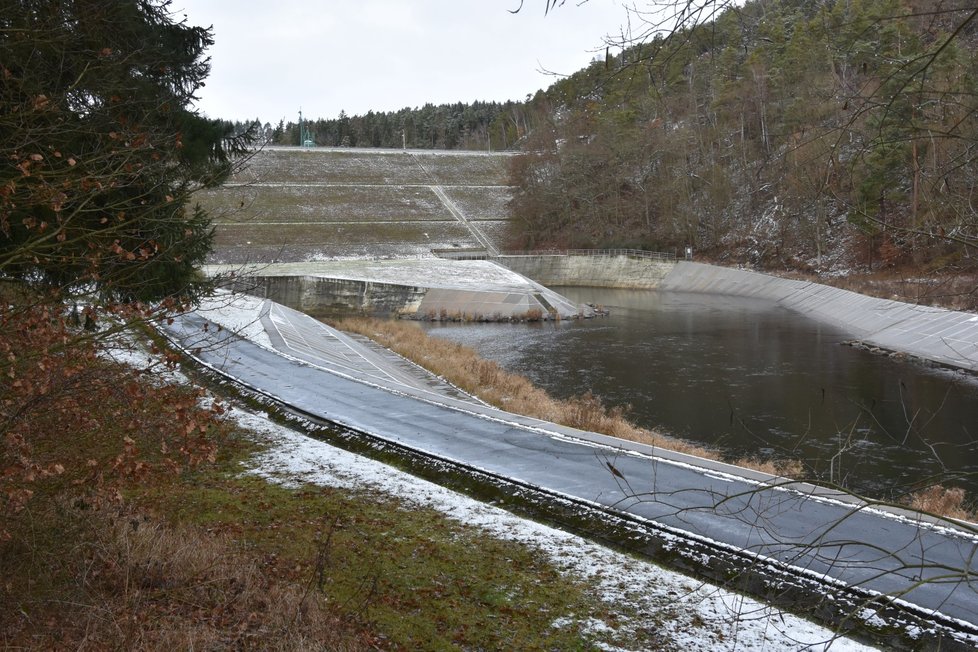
[{"x1": 164, "y1": 304, "x2": 978, "y2": 636}]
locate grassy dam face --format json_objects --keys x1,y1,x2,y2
[{"x1": 198, "y1": 147, "x2": 514, "y2": 264}]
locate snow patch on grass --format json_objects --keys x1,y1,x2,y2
[
  {"x1": 234, "y1": 406, "x2": 877, "y2": 652},
  {"x1": 194, "y1": 290, "x2": 273, "y2": 349}
]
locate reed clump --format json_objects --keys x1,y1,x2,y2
[
  {"x1": 333, "y1": 318, "x2": 978, "y2": 523},
  {"x1": 907, "y1": 485, "x2": 976, "y2": 522}
]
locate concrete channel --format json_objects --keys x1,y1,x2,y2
[
  {"x1": 494, "y1": 253, "x2": 978, "y2": 374},
  {"x1": 209, "y1": 252, "x2": 978, "y2": 373},
  {"x1": 204, "y1": 258, "x2": 591, "y2": 321},
  {"x1": 169, "y1": 294, "x2": 978, "y2": 650},
  {"x1": 657, "y1": 261, "x2": 978, "y2": 373}
]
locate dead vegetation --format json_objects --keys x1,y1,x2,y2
[
  {"x1": 0, "y1": 307, "x2": 376, "y2": 650},
  {"x1": 771, "y1": 265, "x2": 978, "y2": 313},
  {"x1": 826, "y1": 270, "x2": 978, "y2": 313},
  {"x1": 0, "y1": 305, "x2": 612, "y2": 650},
  {"x1": 1, "y1": 503, "x2": 368, "y2": 651},
  {"x1": 908, "y1": 485, "x2": 976, "y2": 522},
  {"x1": 333, "y1": 317, "x2": 977, "y2": 522}
]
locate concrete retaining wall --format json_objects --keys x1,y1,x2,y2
[
  {"x1": 225, "y1": 273, "x2": 585, "y2": 321},
  {"x1": 496, "y1": 254, "x2": 675, "y2": 289},
  {"x1": 661, "y1": 262, "x2": 978, "y2": 372},
  {"x1": 227, "y1": 275, "x2": 427, "y2": 318}
]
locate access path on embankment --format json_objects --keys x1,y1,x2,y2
[{"x1": 164, "y1": 297, "x2": 978, "y2": 651}]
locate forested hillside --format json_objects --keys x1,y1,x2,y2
[
  {"x1": 265, "y1": 100, "x2": 540, "y2": 151},
  {"x1": 254, "y1": 0, "x2": 977, "y2": 279},
  {"x1": 507, "y1": 0, "x2": 978, "y2": 275}
]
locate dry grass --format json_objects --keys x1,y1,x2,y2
[
  {"x1": 729, "y1": 456, "x2": 806, "y2": 479},
  {"x1": 0, "y1": 306, "x2": 374, "y2": 651},
  {"x1": 1, "y1": 503, "x2": 367, "y2": 651},
  {"x1": 908, "y1": 485, "x2": 977, "y2": 522},
  {"x1": 331, "y1": 317, "x2": 805, "y2": 473}
]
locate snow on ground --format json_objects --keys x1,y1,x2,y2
[
  {"x1": 194, "y1": 290, "x2": 273, "y2": 349},
  {"x1": 98, "y1": 326, "x2": 191, "y2": 385},
  {"x1": 156, "y1": 290, "x2": 875, "y2": 648},
  {"x1": 233, "y1": 406, "x2": 877, "y2": 652},
  {"x1": 203, "y1": 258, "x2": 541, "y2": 292}
]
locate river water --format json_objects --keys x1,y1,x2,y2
[{"x1": 419, "y1": 287, "x2": 978, "y2": 499}]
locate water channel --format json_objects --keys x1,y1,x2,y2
[{"x1": 419, "y1": 287, "x2": 978, "y2": 500}]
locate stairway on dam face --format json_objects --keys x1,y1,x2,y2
[
  {"x1": 198, "y1": 147, "x2": 582, "y2": 320},
  {"x1": 198, "y1": 147, "x2": 978, "y2": 372},
  {"x1": 199, "y1": 147, "x2": 514, "y2": 263}
]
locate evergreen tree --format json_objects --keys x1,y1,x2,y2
[{"x1": 0, "y1": 0, "x2": 254, "y2": 303}]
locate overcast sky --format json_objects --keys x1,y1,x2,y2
[{"x1": 176, "y1": 0, "x2": 630, "y2": 125}]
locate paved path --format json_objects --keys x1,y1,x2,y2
[{"x1": 164, "y1": 301, "x2": 978, "y2": 645}]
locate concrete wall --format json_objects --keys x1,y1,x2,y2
[
  {"x1": 229, "y1": 275, "x2": 427, "y2": 318},
  {"x1": 226, "y1": 274, "x2": 585, "y2": 321},
  {"x1": 496, "y1": 254, "x2": 675, "y2": 289},
  {"x1": 493, "y1": 257, "x2": 978, "y2": 371},
  {"x1": 661, "y1": 262, "x2": 978, "y2": 372}
]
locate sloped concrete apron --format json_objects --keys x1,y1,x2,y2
[
  {"x1": 205, "y1": 260, "x2": 590, "y2": 320},
  {"x1": 660, "y1": 262, "x2": 978, "y2": 373},
  {"x1": 165, "y1": 302, "x2": 978, "y2": 649}
]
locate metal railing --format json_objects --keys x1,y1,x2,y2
[
  {"x1": 431, "y1": 247, "x2": 678, "y2": 261},
  {"x1": 500, "y1": 248, "x2": 677, "y2": 261},
  {"x1": 430, "y1": 248, "x2": 493, "y2": 260}
]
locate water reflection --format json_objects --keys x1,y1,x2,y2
[{"x1": 419, "y1": 287, "x2": 978, "y2": 499}]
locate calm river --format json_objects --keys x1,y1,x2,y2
[{"x1": 419, "y1": 287, "x2": 978, "y2": 499}]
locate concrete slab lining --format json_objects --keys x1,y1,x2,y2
[
  {"x1": 204, "y1": 259, "x2": 591, "y2": 321},
  {"x1": 168, "y1": 297, "x2": 978, "y2": 646},
  {"x1": 661, "y1": 262, "x2": 978, "y2": 372}
]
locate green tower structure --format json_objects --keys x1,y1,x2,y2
[{"x1": 298, "y1": 109, "x2": 314, "y2": 147}]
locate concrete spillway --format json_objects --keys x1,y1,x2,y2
[
  {"x1": 206, "y1": 253, "x2": 978, "y2": 372},
  {"x1": 203, "y1": 259, "x2": 591, "y2": 321},
  {"x1": 659, "y1": 262, "x2": 978, "y2": 373},
  {"x1": 497, "y1": 253, "x2": 978, "y2": 373},
  {"x1": 494, "y1": 251, "x2": 675, "y2": 289}
]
